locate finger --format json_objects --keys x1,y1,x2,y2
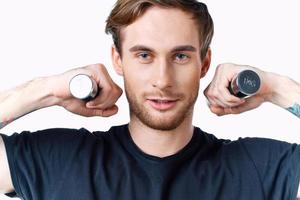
[
  {"x1": 203, "y1": 83, "x2": 212, "y2": 97},
  {"x1": 206, "y1": 96, "x2": 226, "y2": 108},
  {"x1": 86, "y1": 86, "x2": 110, "y2": 106},
  {"x1": 226, "y1": 97, "x2": 262, "y2": 115},
  {"x1": 86, "y1": 91, "x2": 119, "y2": 110},
  {"x1": 204, "y1": 84, "x2": 233, "y2": 108},
  {"x1": 218, "y1": 87, "x2": 246, "y2": 107},
  {"x1": 209, "y1": 105, "x2": 226, "y2": 116},
  {"x1": 214, "y1": 98, "x2": 228, "y2": 108},
  {"x1": 208, "y1": 91, "x2": 234, "y2": 108},
  {"x1": 86, "y1": 95, "x2": 110, "y2": 109},
  {"x1": 210, "y1": 106, "x2": 238, "y2": 116},
  {"x1": 87, "y1": 85, "x2": 122, "y2": 109},
  {"x1": 86, "y1": 66, "x2": 115, "y2": 105},
  {"x1": 80, "y1": 105, "x2": 119, "y2": 117},
  {"x1": 204, "y1": 85, "x2": 224, "y2": 107},
  {"x1": 100, "y1": 105, "x2": 119, "y2": 117}
]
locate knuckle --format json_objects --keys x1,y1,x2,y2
[
  {"x1": 92, "y1": 64, "x2": 106, "y2": 75},
  {"x1": 94, "y1": 109, "x2": 104, "y2": 117},
  {"x1": 113, "y1": 85, "x2": 122, "y2": 96},
  {"x1": 207, "y1": 94, "x2": 215, "y2": 103},
  {"x1": 209, "y1": 106, "x2": 215, "y2": 113},
  {"x1": 213, "y1": 110, "x2": 222, "y2": 116},
  {"x1": 95, "y1": 63, "x2": 105, "y2": 69},
  {"x1": 203, "y1": 87, "x2": 209, "y2": 96},
  {"x1": 211, "y1": 90, "x2": 219, "y2": 98},
  {"x1": 216, "y1": 87, "x2": 224, "y2": 94},
  {"x1": 216, "y1": 64, "x2": 224, "y2": 72},
  {"x1": 106, "y1": 85, "x2": 113, "y2": 93},
  {"x1": 205, "y1": 87, "x2": 214, "y2": 96},
  {"x1": 117, "y1": 87, "x2": 123, "y2": 96}
]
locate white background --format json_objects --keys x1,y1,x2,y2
[{"x1": 0, "y1": 0, "x2": 299, "y2": 199}]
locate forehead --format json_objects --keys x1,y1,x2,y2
[{"x1": 121, "y1": 6, "x2": 200, "y2": 51}]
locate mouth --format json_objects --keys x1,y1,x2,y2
[{"x1": 147, "y1": 98, "x2": 179, "y2": 111}]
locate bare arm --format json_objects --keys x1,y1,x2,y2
[
  {"x1": 267, "y1": 74, "x2": 300, "y2": 118},
  {"x1": 204, "y1": 64, "x2": 300, "y2": 198},
  {"x1": 0, "y1": 77, "x2": 59, "y2": 193},
  {"x1": 0, "y1": 64, "x2": 122, "y2": 194},
  {"x1": 204, "y1": 63, "x2": 300, "y2": 117},
  {"x1": 0, "y1": 77, "x2": 59, "y2": 129}
]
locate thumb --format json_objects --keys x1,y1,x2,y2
[
  {"x1": 227, "y1": 96, "x2": 264, "y2": 115},
  {"x1": 87, "y1": 105, "x2": 119, "y2": 117},
  {"x1": 210, "y1": 96, "x2": 264, "y2": 116}
]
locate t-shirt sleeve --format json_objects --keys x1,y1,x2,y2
[
  {"x1": 239, "y1": 137, "x2": 300, "y2": 200},
  {"x1": 1, "y1": 128, "x2": 91, "y2": 199}
]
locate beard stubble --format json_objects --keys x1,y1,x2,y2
[{"x1": 124, "y1": 79, "x2": 199, "y2": 131}]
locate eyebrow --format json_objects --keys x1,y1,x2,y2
[
  {"x1": 129, "y1": 45, "x2": 197, "y2": 53},
  {"x1": 129, "y1": 45, "x2": 154, "y2": 52},
  {"x1": 171, "y1": 45, "x2": 197, "y2": 53}
]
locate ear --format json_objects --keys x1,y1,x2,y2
[
  {"x1": 111, "y1": 45, "x2": 124, "y2": 76},
  {"x1": 200, "y1": 48, "x2": 211, "y2": 78}
]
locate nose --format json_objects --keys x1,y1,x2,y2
[{"x1": 152, "y1": 58, "x2": 174, "y2": 90}]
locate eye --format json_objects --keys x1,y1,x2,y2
[
  {"x1": 174, "y1": 53, "x2": 190, "y2": 63},
  {"x1": 139, "y1": 52, "x2": 149, "y2": 59},
  {"x1": 137, "y1": 52, "x2": 153, "y2": 63}
]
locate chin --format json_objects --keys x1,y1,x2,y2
[
  {"x1": 142, "y1": 119, "x2": 183, "y2": 131},
  {"x1": 134, "y1": 107, "x2": 190, "y2": 131}
]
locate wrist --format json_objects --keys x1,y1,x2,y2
[
  {"x1": 264, "y1": 72, "x2": 297, "y2": 108},
  {"x1": 27, "y1": 76, "x2": 61, "y2": 109}
]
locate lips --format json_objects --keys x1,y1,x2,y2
[
  {"x1": 151, "y1": 99, "x2": 176, "y2": 103},
  {"x1": 147, "y1": 98, "x2": 178, "y2": 110}
]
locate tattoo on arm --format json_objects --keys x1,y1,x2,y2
[{"x1": 286, "y1": 103, "x2": 300, "y2": 118}]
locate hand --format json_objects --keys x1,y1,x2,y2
[
  {"x1": 204, "y1": 63, "x2": 271, "y2": 116},
  {"x1": 51, "y1": 64, "x2": 123, "y2": 117}
]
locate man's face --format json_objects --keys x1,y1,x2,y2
[{"x1": 113, "y1": 7, "x2": 210, "y2": 131}]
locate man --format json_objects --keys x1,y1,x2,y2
[{"x1": 0, "y1": 0, "x2": 299, "y2": 199}]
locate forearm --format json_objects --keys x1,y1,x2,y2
[
  {"x1": 265, "y1": 72, "x2": 300, "y2": 117},
  {"x1": 0, "y1": 76, "x2": 60, "y2": 129}
]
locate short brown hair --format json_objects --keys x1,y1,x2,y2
[{"x1": 105, "y1": 0, "x2": 214, "y2": 60}]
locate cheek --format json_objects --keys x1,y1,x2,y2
[
  {"x1": 177, "y1": 66, "x2": 201, "y2": 88},
  {"x1": 122, "y1": 61, "x2": 151, "y2": 86},
  {"x1": 123, "y1": 70, "x2": 146, "y2": 96}
]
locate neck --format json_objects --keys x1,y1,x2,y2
[{"x1": 128, "y1": 113, "x2": 194, "y2": 158}]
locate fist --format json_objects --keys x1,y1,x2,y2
[
  {"x1": 52, "y1": 63, "x2": 123, "y2": 117},
  {"x1": 204, "y1": 63, "x2": 268, "y2": 116}
]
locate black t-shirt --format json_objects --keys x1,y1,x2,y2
[{"x1": 1, "y1": 124, "x2": 300, "y2": 200}]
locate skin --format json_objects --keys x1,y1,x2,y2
[
  {"x1": 112, "y1": 6, "x2": 212, "y2": 157},
  {"x1": 0, "y1": 4, "x2": 299, "y2": 198}
]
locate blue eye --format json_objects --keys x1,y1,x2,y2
[
  {"x1": 137, "y1": 52, "x2": 153, "y2": 64},
  {"x1": 175, "y1": 53, "x2": 188, "y2": 60},
  {"x1": 174, "y1": 53, "x2": 190, "y2": 63},
  {"x1": 138, "y1": 52, "x2": 150, "y2": 59}
]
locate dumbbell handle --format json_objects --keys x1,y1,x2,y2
[
  {"x1": 229, "y1": 70, "x2": 261, "y2": 98},
  {"x1": 69, "y1": 74, "x2": 99, "y2": 101}
]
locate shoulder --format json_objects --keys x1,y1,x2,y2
[
  {"x1": 194, "y1": 128, "x2": 300, "y2": 161},
  {"x1": 2, "y1": 123, "x2": 129, "y2": 150},
  {"x1": 238, "y1": 137, "x2": 300, "y2": 157},
  {"x1": 91, "y1": 123, "x2": 129, "y2": 142},
  {"x1": 197, "y1": 128, "x2": 299, "y2": 155},
  {"x1": 2, "y1": 127, "x2": 94, "y2": 146},
  {"x1": 195, "y1": 127, "x2": 232, "y2": 149},
  {"x1": 1, "y1": 127, "x2": 115, "y2": 160}
]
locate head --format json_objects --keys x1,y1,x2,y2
[{"x1": 106, "y1": 0, "x2": 214, "y2": 130}]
